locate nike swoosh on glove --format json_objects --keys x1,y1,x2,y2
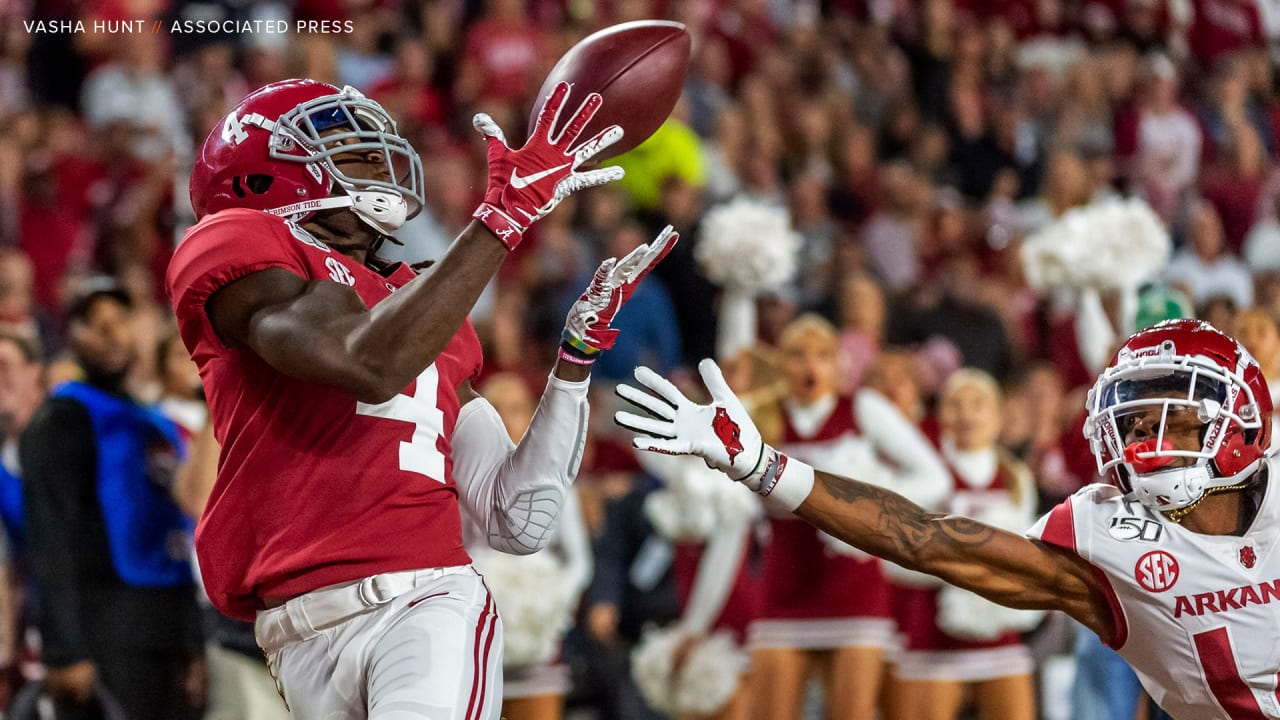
[{"x1": 472, "y1": 82, "x2": 624, "y2": 250}]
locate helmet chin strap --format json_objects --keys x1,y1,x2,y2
[
  {"x1": 268, "y1": 188, "x2": 409, "y2": 235},
  {"x1": 1133, "y1": 457, "x2": 1264, "y2": 522}
]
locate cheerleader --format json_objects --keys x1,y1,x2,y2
[
  {"x1": 746, "y1": 315, "x2": 948, "y2": 720},
  {"x1": 887, "y1": 369, "x2": 1041, "y2": 720}
]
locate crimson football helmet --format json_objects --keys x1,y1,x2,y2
[
  {"x1": 1084, "y1": 319, "x2": 1272, "y2": 513},
  {"x1": 189, "y1": 79, "x2": 425, "y2": 234}
]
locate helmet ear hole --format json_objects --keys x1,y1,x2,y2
[
  {"x1": 245, "y1": 174, "x2": 274, "y2": 194},
  {"x1": 230, "y1": 174, "x2": 275, "y2": 198}
]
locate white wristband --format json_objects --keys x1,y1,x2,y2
[{"x1": 753, "y1": 448, "x2": 815, "y2": 513}]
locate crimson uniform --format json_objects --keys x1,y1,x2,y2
[
  {"x1": 893, "y1": 444, "x2": 1038, "y2": 681},
  {"x1": 167, "y1": 208, "x2": 480, "y2": 621},
  {"x1": 750, "y1": 395, "x2": 894, "y2": 649}
]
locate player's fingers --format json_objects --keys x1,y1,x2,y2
[
  {"x1": 614, "y1": 410, "x2": 677, "y2": 439},
  {"x1": 633, "y1": 365, "x2": 689, "y2": 407},
  {"x1": 472, "y1": 113, "x2": 508, "y2": 146},
  {"x1": 573, "y1": 125, "x2": 624, "y2": 167},
  {"x1": 632, "y1": 436, "x2": 694, "y2": 457},
  {"x1": 556, "y1": 92, "x2": 604, "y2": 149},
  {"x1": 563, "y1": 168, "x2": 625, "y2": 198},
  {"x1": 532, "y1": 82, "x2": 571, "y2": 141},
  {"x1": 616, "y1": 382, "x2": 677, "y2": 421},
  {"x1": 698, "y1": 358, "x2": 736, "y2": 403},
  {"x1": 622, "y1": 226, "x2": 678, "y2": 282},
  {"x1": 591, "y1": 257, "x2": 616, "y2": 286}
]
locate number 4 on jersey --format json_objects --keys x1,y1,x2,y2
[{"x1": 355, "y1": 365, "x2": 446, "y2": 482}]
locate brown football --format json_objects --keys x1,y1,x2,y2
[{"x1": 528, "y1": 20, "x2": 692, "y2": 161}]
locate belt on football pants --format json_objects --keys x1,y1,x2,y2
[{"x1": 254, "y1": 565, "x2": 474, "y2": 651}]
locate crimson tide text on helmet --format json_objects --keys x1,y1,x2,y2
[
  {"x1": 1084, "y1": 319, "x2": 1272, "y2": 514},
  {"x1": 189, "y1": 79, "x2": 425, "y2": 234}
]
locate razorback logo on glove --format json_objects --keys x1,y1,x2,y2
[{"x1": 712, "y1": 407, "x2": 744, "y2": 462}]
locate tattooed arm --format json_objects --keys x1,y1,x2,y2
[
  {"x1": 614, "y1": 358, "x2": 1117, "y2": 643},
  {"x1": 798, "y1": 472, "x2": 1114, "y2": 639}
]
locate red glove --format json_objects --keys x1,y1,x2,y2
[
  {"x1": 561, "y1": 225, "x2": 678, "y2": 362},
  {"x1": 472, "y1": 82, "x2": 624, "y2": 249}
]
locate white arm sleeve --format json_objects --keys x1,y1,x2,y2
[
  {"x1": 452, "y1": 373, "x2": 590, "y2": 555},
  {"x1": 855, "y1": 389, "x2": 950, "y2": 510},
  {"x1": 678, "y1": 520, "x2": 750, "y2": 636}
]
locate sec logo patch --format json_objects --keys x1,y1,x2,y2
[{"x1": 1135, "y1": 550, "x2": 1179, "y2": 593}]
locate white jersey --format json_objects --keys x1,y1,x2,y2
[{"x1": 1027, "y1": 465, "x2": 1280, "y2": 720}]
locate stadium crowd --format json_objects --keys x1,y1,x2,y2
[{"x1": 1, "y1": 0, "x2": 1279, "y2": 718}]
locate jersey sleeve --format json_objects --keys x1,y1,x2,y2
[
  {"x1": 1026, "y1": 484, "x2": 1130, "y2": 649},
  {"x1": 166, "y1": 209, "x2": 312, "y2": 352}
]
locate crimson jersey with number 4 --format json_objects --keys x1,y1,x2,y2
[
  {"x1": 1028, "y1": 469, "x2": 1280, "y2": 719},
  {"x1": 166, "y1": 208, "x2": 480, "y2": 621}
]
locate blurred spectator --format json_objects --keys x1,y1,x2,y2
[
  {"x1": 1200, "y1": 122, "x2": 1273, "y2": 253},
  {"x1": 368, "y1": 35, "x2": 449, "y2": 149},
  {"x1": 1163, "y1": 200, "x2": 1254, "y2": 309},
  {"x1": 334, "y1": 8, "x2": 393, "y2": 89},
  {"x1": 1244, "y1": 193, "x2": 1280, "y2": 273},
  {"x1": 20, "y1": 281, "x2": 202, "y2": 719},
  {"x1": 862, "y1": 161, "x2": 928, "y2": 293},
  {"x1": 80, "y1": 34, "x2": 186, "y2": 162},
  {"x1": 1197, "y1": 53, "x2": 1275, "y2": 162},
  {"x1": 1123, "y1": 53, "x2": 1201, "y2": 223},
  {"x1": 0, "y1": 331, "x2": 42, "y2": 702},
  {"x1": 890, "y1": 253, "x2": 1016, "y2": 382},
  {"x1": 613, "y1": 118, "x2": 707, "y2": 213},
  {"x1": 0, "y1": 331, "x2": 42, "y2": 546},
  {"x1": 454, "y1": 0, "x2": 550, "y2": 117},
  {"x1": 580, "y1": 469, "x2": 677, "y2": 720},
  {"x1": 0, "y1": 249, "x2": 53, "y2": 357},
  {"x1": 1232, "y1": 307, "x2": 1280, "y2": 436}
]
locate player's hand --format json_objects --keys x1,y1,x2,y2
[
  {"x1": 561, "y1": 225, "x2": 678, "y2": 363},
  {"x1": 45, "y1": 660, "x2": 96, "y2": 702},
  {"x1": 615, "y1": 359, "x2": 771, "y2": 487},
  {"x1": 472, "y1": 82, "x2": 624, "y2": 250}
]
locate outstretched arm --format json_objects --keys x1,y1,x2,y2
[
  {"x1": 798, "y1": 471, "x2": 1110, "y2": 637},
  {"x1": 453, "y1": 226, "x2": 677, "y2": 554},
  {"x1": 616, "y1": 359, "x2": 1115, "y2": 641}
]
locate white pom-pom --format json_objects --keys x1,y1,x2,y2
[
  {"x1": 937, "y1": 586, "x2": 1046, "y2": 641},
  {"x1": 641, "y1": 454, "x2": 759, "y2": 542},
  {"x1": 470, "y1": 548, "x2": 575, "y2": 667},
  {"x1": 632, "y1": 626, "x2": 748, "y2": 715},
  {"x1": 936, "y1": 502, "x2": 1044, "y2": 640},
  {"x1": 1021, "y1": 197, "x2": 1170, "y2": 291},
  {"x1": 695, "y1": 197, "x2": 801, "y2": 293}
]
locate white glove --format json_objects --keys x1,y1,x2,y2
[
  {"x1": 615, "y1": 359, "x2": 770, "y2": 486},
  {"x1": 561, "y1": 226, "x2": 678, "y2": 361}
]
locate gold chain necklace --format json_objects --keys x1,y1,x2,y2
[{"x1": 1165, "y1": 482, "x2": 1252, "y2": 524}]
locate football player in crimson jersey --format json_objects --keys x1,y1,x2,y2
[
  {"x1": 166, "y1": 78, "x2": 676, "y2": 720},
  {"x1": 617, "y1": 319, "x2": 1280, "y2": 720}
]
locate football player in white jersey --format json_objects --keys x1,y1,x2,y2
[{"x1": 614, "y1": 319, "x2": 1280, "y2": 720}]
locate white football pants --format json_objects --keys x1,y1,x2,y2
[{"x1": 255, "y1": 566, "x2": 503, "y2": 720}]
